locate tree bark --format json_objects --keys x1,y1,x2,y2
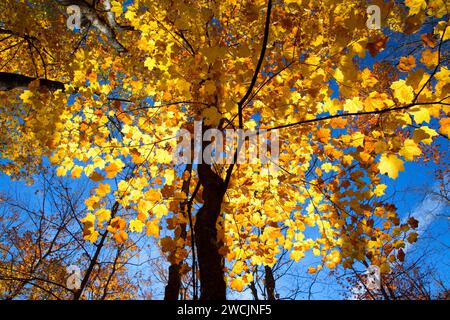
[
  {"x1": 249, "y1": 281, "x2": 259, "y2": 300},
  {"x1": 164, "y1": 263, "x2": 182, "y2": 300},
  {"x1": 265, "y1": 265, "x2": 276, "y2": 300},
  {"x1": 0, "y1": 72, "x2": 65, "y2": 91},
  {"x1": 194, "y1": 163, "x2": 226, "y2": 300}
]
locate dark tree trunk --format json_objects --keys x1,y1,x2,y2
[
  {"x1": 0, "y1": 72, "x2": 65, "y2": 91},
  {"x1": 265, "y1": 265, "x2": 276, "y2": 300},
  {"x1": 164, "y1": 263, "x2": 182, "y2": 300},
  {"x1": 249, "y1": 281, "x2": 259, "y2": 300},
  {"x1": 194, "y1": 163, "x2": 226, "y2": 300}
]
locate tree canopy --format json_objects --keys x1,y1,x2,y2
[{"x1": 0, "y1": 0, "x2": 449, "y2": 300}]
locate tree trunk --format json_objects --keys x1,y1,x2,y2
[
  {"x1": 164, "y1": 263, "x2": 182, "y2": 300},
  {"x1": 194, "y1": 163, "x2": 226, "y2": 300},
  {"x1": 249, "y1": 281, "x2": 259, "y2": 300},
  {"x1": 0, "y1": 72, "x2": 65, "y2": 91},
  {"x1": 265, "y1": 265, "x2": 276, "y2": 300}
]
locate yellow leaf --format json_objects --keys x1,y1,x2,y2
[
  {"x1": 110, "y1": 1, "x2": 122, "y2": 15},
  {"x1": 378, "y1": 154, "x2": 405, "y2": 179},
  {"x1": 144, "y1": 57, "x2": 156, "y2": 71},
  {"x1": 95, "y1": 208, "x2": 111, "y2": 223},
  {"x1": 56, "y1": 166, "x2": 67, "y2": 177},
  {"x1": 129, "y1": 219, "x2": 145, "y2": 232},
  {"x1": 146, "y1": 220, "x2": 160, "y2": 237},
  {"x1": 398, "y1": 56, "x2": 416, "y2": 72},
  {"x1": 361, "y1": 68, "x2": 378, "y2": 88},
  {"x1": 81, "y1": 213, "x2": 99, "y2": 243},
  {"x1": 290, "y1": 250, "x2": 304, "y2": 262},
  {"x1": 105, "y1": 159, "x2": 125, "y2": 178},
  {"x1": 96, "y1": 183, "x2": 111, "y2": 197},
  {"x1": 420, "y1": 49, "x2": 438, "y2": 69},
  {"x1": 20, "y1": 90, "x2": 33, "y2": 103},
  {"x1": 202, "y1": 107, "x2": 222, "y2": 126},
  {"x1": 153, "y1": 204, "x2": 169, "y2": 218},
  {"x1": 391, "y1": 80, "x2": 414, "y2": 104},
  {"x1": 71, "y1": 165, "x2": 83, "y2": 179},
  {"x1": 409, "y1": 107, "x2": 430, "y2": 124},
  {"x1": 374, "y1": 184, "x2": 387, "y2": 196},
  {"x1": 405, "y1": 0, "x2": 427, "y2": 15},
  {"x1": 232, "y1": 261, "x2": 245, "y2": 274},
  {"x1": 439, "y1": 118, "x2": 450, "y2": 136},
  {"x1": 85, "y1": 195, "x2": 100, "y2": 210},
  {"x1": 230, "y1": 277, "x2": 245, "y2": 292},
  {"x1": 114, "y1": 230, "x2": 128, "y2": 243},
  {"x1": 343, "y1": 97, "x2": 363, "y2": 113},
  {"x1": 399, "y1": 139, "x2": 421, "y2": 161}
]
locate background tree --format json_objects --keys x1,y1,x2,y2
[{"x1": 0, "y1": 171, "x2": 143, "y2": 299}]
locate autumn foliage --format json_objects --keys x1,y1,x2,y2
[{"x1": 0, "y1": 0, "x2": 449, "y2": 300}]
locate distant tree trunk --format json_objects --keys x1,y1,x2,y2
[
  {"x1": 265, "y1": 265, "x2": 276, "y2": 300},
  {"x1": 194, "y1": 162, "x2": 226, "y2": 300}
]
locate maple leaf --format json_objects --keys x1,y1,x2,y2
[
  {"x1": 230, "y1": 277, "x2": 245, "y2": 292},
  {"x1": 71, "y1": 165, "x2": 83, "y2": 179},
  {"x1": 146, "y1": 220, "x2": 160, "y2": 237},
  {"x1": 413, "y1": 126, "x2": 438, "y2": 144},
  {"x1": 129, "y1": 219, "x2": 145, "y2": 232},
  {"x1": 202, "y1": 107, "x2": 222, "y2": 126},
  {"x1": 367, "y1": 36, "x2": 388, "y2": 57},
  {"x1": 105, "y1": 159, "x2": 125, "y2": 178},
  {"x1": 343, "y1": 97, "x2": 363, "y2": 113},
  {"x1": 407, "y1": 232, "x2": 418, "y2": 244},
  {"x1": 96, "y1": 183, "x2": 111, "y2": 197},
  {"x1": 399, "y1": 139, "x2": 421, "y2": 161},
  {"x1": 290, "y1": 250, "x2": 305, "y2": 262},
  {"x1": 89, "y1": 171, "x2": 105, "y2": 182},
  {"x1": 153, "y1": 204, "x2": 169, "y2": 219},
  {"x1": 398, "y1": 56, "x2": 416, "y2": 72},
  {"x1": 374, "y1": 184, "x2": 387, "y2": 196},
  {"x1": 405, "y1": 0, "x2": 427, "y2": 15},
  {"x1": 307, "y1": 266, "x2": 317, "y2": 274},
  {"x1": 439, "y1": 118, "x2": 450, "y2": 136},
  {"x1": 378, "y1": 154, "x2": 405, "y2": 179},
  {"x1": 95, "y1": 208, "x2": 112, "y2": 223},
  {"x1": 114, "y1": 230, "x2": 129, "y2": 243},
  {"x1": 391, "y1": 80, "x2": 414, "y2": 104},
  {"x1": 20, "y1": 90, "x2": 33, "y2": 103},
  {"x1": 409, "y1": 107, "x2": 430, "y2": 124},
  {"x1": 421, "y1": 49, "x2": 439, "y2": 69}
]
